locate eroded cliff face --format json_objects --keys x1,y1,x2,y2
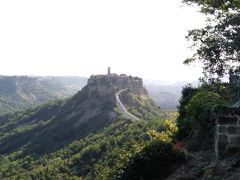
[
  {"x1": 61, "y1": 74, "x2": 148, "y2": 129},
  {"x1": 67, "y1": 74, "x2": 149, "y2": 124}
]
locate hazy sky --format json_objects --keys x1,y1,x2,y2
[{"x1": 0, "y1": 0, "x2": 205, "y2": 82}]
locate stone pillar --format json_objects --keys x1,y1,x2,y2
[{"x1": 215, "y1": 107, "x2": 240, "y2": 159}]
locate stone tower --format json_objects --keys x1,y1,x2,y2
[{"x1": 108, "y1": 67, "x2": 111, "y2": 75}]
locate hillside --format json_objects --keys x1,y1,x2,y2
[
  {"x1": 0, "y1": 76, "x2": 87, "y2": 115},
  {"x1": 0, "y1": 115, "x2": 172, "y2": 179},
  {"x1": 145, "y1": 81, "x2": 198, "y2": 110},
  {"x1": 0, "y1": 73, "x2": 166, "y2": 179},
  {"x1": 145, "y1": 83, "x2": 182, "y2": 110}
]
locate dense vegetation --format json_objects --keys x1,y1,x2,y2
[
  {"x1": 119, "y1": 116, "x2": 185, "y2": 180},
  {"x1": 0, "y1": 109, "x2": 183, "y2": 179},
  {"x1": 177, "y1": 84, "x2": 231, "y2": 150},
  {"x1": 183, "y1": 0, "x2": 240, "y2": 12},
  {"x1": 119, "y1": 140, "x2": 185, "y2": 180}
]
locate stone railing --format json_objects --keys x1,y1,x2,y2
[{"x1": 215, "y1": 106, "x2": 240, "y2": 159}]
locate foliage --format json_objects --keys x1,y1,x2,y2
[
  {"x1": 177, "y1": 85, "x2": 198, "y2": 140},
  {"x1": 177, "y1": 85, "x2": 228, "y2": 150},
  {"x1": 118, "y1": 139, "x2": 186, "y2": 180},
  {"x1": 120, "y1": 93, "x2": 161, "y2": 120},
  {"x1": 184, "y1": 11, "x2": 240, "y2": 83},
  {"x1": 183, "y1": 0, "x2": 240, "y2": 82},
  {"x1": 0, "y1": 104, "x2": 174, "y2": 179},
  {"x1": 186, "y1": 89, "x2": 224, "y2": 148},
  {"x1": 148, "y1": 113, "x2": 179, "y2": 143},
  {"x1": 183, "y1": 0, "x2": 240, "y2": 13}
]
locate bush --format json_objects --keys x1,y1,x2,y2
[
  {"x1": 118, "y1": 140, "x2": 186, "y2": 180},
  {"x1": 148, "y1": 113, "x2": 179, "y2": 143},
  {"x1": 177, "y1": 85, "x2": 226, "y2": 150},
  {"x1": 186, "y1": 89, "x2": 224, "y2": 149},
  {"x1": 177, "y1": 85, "x2": 198, "y2": 140}
]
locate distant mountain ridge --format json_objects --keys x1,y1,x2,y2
[
  {"x1": 0, "y1": 76, "x2": 87, "y2": 115},
  {"x1": 145, "y1": 81, "x2": 199, "y2": 110}
]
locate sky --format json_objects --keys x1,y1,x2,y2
[{"x1": 0, "y1": 0, "x2": 206, "y2": 83}]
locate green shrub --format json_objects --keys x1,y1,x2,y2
[
  {"x1": 148, "y1": 113, "x2": 179, "y2": 143},
  {"x1": 186, "y1": 89, "x2": 224, "y2": 149},
  {"x1": 177, "y1": 85, "x2": 198, "y2": 140},
  {"x1": 177, "y1": 85, "x2": 226, "y2": 150},
  {"x1": 118, "y1": 140, "x2": 186, "y2": 180}
]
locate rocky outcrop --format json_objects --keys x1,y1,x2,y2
[
  {"x1": 87, "y1": 74, "x2": 146, "y2": 98},
  {"x1": 82, "y1": 74, "x2": 148, "y2": 121},
  {"x1": 68, "y1": 74, "x2": 148, "y2": 124}
]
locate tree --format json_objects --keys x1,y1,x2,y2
[
  {"x1": 118, "y1": 140, "x2": 186, "y2": 180},
  {"x1": 183, "y1": 0, "x2": 240, "y2": 82},
  {"x1": 183, "y1": 0, "x2": 240, "y2": 12}
]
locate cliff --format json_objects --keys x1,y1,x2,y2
[{"x1": 87, "y1": 74, "x2": 147, "y2": 98}]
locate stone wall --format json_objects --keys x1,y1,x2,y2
[{"x1": 215, "y1": 106, "x2": 240, "y2": 159}]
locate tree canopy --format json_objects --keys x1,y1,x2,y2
[
  {"x1": 183, "y1": 0, "x2": 240, "y2": 12},
  {"x1": 183, "y1": 0, "x2": 240, "y2": 82}
]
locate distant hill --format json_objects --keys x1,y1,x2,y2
[
  {"x1": 145, "y1": 81, "x2": 199, "y2": 110},
  {"x1": 0, "y1": 76, "x2": 87, "y2": 115}
]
